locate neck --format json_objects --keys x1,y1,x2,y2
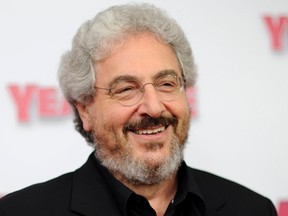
[{"x1": 116, "y1": 172, "x2": 178, "y2": 216}]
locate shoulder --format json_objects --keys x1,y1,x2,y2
[
  {"x1": 0, "y1": 172, "x2": 74, "y2": 215},
  {"x1": 188, "y1": 167, "x2": 277, "y2": 215},
  {"x1": 190, "y1": 167, "x2": 263, "y2": 198},
  {"x1": 1, "y1": 172, "x2": 74, "y2": 201}
]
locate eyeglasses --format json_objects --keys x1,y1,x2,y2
[{"x1": 94, "y1": 74, "x2": 185, "y2": 106}]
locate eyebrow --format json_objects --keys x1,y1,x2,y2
[
  {"x1": 108, "y1": 69, "x2": 179, "y2": 87},
  {"x1": 108, "y1": 75, "x2": 138, "y2": 88},
  {"x1": 153, "y1": 69, "x2": 179, "y2": 79}
]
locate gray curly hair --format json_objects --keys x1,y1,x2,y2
[{"x1": 58, "y1": 3, "x2": 197, "y2": 144}]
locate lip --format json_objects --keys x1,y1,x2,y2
[
  {"x1": 127, "y1": 125, "x2": 171, "y2": 142},
  {"x1": 131, "y1": 125, "x2": 166, "y2": 135}
]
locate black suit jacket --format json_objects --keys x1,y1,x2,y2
[{"x1": 0, "y1": 154, "x2": 277, "y2": 216}]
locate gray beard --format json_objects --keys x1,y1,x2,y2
[{"x1": 94, "y1": 134, "x2": 184, "y2": 185}]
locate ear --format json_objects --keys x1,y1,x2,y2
[{"x1": 75, "y1": 102, "x2": 92, "y2": 132}]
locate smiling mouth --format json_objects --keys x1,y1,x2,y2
[
  {"x1": 123, "y1": 116, "x2": 178, "y2": 135},
  {"x1": 133, "y1": 126, "x2": 166, "y2": 135}
]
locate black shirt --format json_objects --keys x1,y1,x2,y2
[{"x1": 95, "y1": 157, "x2": 206, "y2": 216}]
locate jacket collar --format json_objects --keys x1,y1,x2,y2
[
  {"x1": 70, "y1": 153, "x2": 122, "y2": 216},
  {"x1": 189, "y1": 168, "x2": 226, "y2": 215}
]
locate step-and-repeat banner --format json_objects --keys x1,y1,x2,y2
[{"x1": 0, "y1": 1, "x2": 287, "y2": 214}]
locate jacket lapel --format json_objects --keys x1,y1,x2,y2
[
  {"x1": 70, "y1": 154, "x2": 122, "y2": 216},
  {"x1": 203, "y1": 189, "x2": 226, "y2": 216},
  {"x1": 190, "y1": 168, "x2": 226, "y2": 215}
]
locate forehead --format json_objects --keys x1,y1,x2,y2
[{"x1": 94, "y1": 33, "x2": 182, "y2": 85}]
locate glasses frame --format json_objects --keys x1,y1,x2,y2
[{"x1": 94, "y1": 73, "x2": 186, "y2": 107}]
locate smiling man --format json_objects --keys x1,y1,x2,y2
[
  {"x1": 0, "y1": 3, "x2": 277, "y2": 216},
  {"x1": 76, "y1": 33, "x2": 190, "y2": 190}
]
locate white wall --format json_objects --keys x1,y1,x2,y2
[{"x1": 0, "y1": 0, "x2": 287, "y2": 212}]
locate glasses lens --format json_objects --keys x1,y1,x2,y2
[
  {"x1": 155, "y1": 75, "x2": 182, "y2": 101},
  {"x1": 111, "y1": 80, "x2": 143, "y2": 106},
  {"x1": 110, "y1": 75, "x2": 183, "y2": 106}
]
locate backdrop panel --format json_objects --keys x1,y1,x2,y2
[{"x1": 0, "y1": 0, "x2": 287, "y2": 213}]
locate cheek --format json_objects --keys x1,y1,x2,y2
[
  {"x1": 177, "y1": 111, "x2": 190, "y2": 144},
  {"x1": 169, "y1": 97, "x2": 191, "y2": 143},
  {"x1": 168, "y1": 95, "x2": 190, "y2": 118},
  {"x1": 92, "y1": 105, "x2": 135, "y2": 133},
  {"x1": 91, "y1": 113, "x2": 119, "y2": 150},
  {"x1": 106, "y1": 105, "x2": 137, "y2": 125}
]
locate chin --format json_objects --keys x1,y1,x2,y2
[{"x1": 98, "y1": 134, "x2": 183, "y2": 185}]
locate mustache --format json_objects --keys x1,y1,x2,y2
[{"x1": 123, "y1": 116, "x2": 178, "y2": 132}]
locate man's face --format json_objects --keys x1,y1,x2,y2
[{"x1": 77, "y1": 33, "x2": 191, "y2": 184}]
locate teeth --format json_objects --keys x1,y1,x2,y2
[{"x1": 135, "y1": 126, "x2": 165, "y2": 135}]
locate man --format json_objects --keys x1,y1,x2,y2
[{"x1": 0, "y1": 3, "x2": 277, "y2": 216}]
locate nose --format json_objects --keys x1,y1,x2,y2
[{"x1": 136, "y1": 83, "x2": 166, "y2": 117}]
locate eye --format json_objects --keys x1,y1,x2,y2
[
  {"x1": 156, "y1": 76, "x2": 179, "y2": 92},
  {"x1": 114, "y1": 85, "x2": 137, "y2": 94},
  {"x1": 160, "y1": 80, "x2": 177, "y2": 87},
  {"x1": 111, "y1": 80, "x2": 140, "y2": 100}
]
